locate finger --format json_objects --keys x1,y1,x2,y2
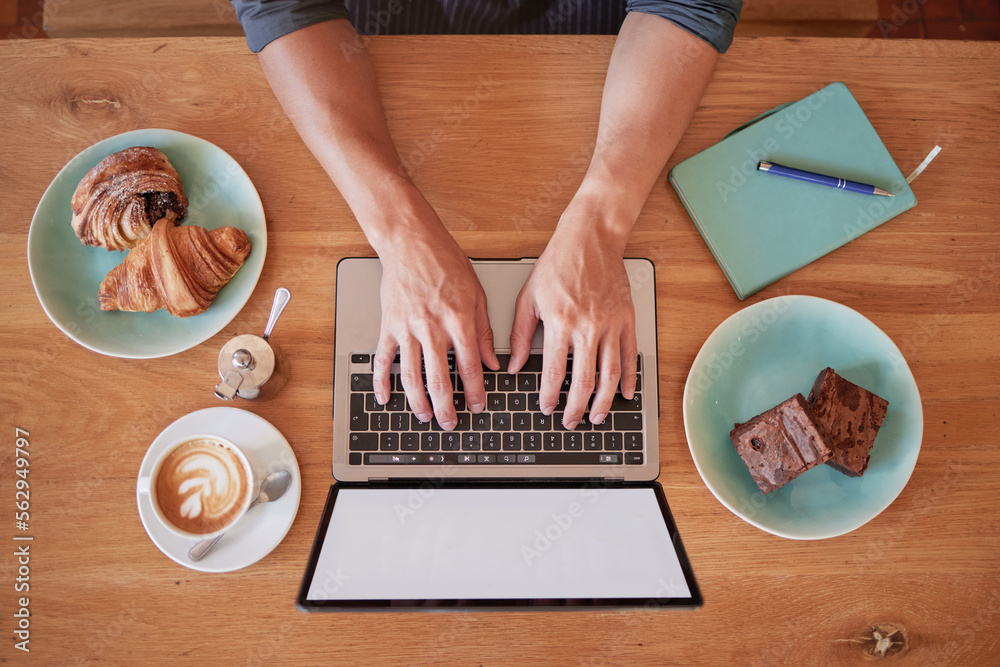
[
  {"x1": 422, "y1": 343, "x2": 457, "y2": 430},
  {"x1": 372, "y1": 333, "x2": 398, "y2": 405},
  {"x1": 589, "y1": 336, "x2": 623, "y2": 426},
  {"x1": 398, "y1": 337, "x2": 433, "y2": 423},
  {"x1": 507, "y1": 290, "x2": 539, "y2": 375},
  {"x1": 563, "y1": 337, "x2": 598, "y2": 430},
  {"x1": 452, "y1": 317, "x2": 488, "y2": 414},
  {"x1": 538, "y1": 325, "x2": 569, "y2": 416},
  {"x1": 620, "y1": 324, "x2": 639, "y2": 400},
  {"x1": 475, "y1": 295, "x2": 499, "y2": 372}
]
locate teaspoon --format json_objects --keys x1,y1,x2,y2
[{"x1": 187, "y1": 469, "x2": 292, "y2": 561}]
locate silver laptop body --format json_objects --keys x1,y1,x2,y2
[{"x1": 332, "y1": 257, "x2": 659, "y2": 482}]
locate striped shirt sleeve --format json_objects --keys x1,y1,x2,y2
[
  {"x1": 625, "y1": 0, "x2": 742, "y2": 52},
  {"x1": 231, "y1": 0, "x2": 351, "y2": 53}
]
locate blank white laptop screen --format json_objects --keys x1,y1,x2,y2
[{"x1": 299, "y1": 484, "x2": 699, "y2": 609}]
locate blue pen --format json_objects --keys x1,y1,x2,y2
[{"x1": 757, "y1": 161, "x2": 894, "y2": 197}]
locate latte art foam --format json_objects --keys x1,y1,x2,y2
[{"x1": 155, "y1": 438, "x2": 250, "y2": 535}]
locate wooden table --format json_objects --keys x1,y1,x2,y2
[{"x1": 1, "y1": 35, "x2": 998, "y2": 665}]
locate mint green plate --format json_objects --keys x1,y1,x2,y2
[
  {"x1": 28, "y1": 129, "x2": 266, "y2": 358},
  {"x1": 683, "y1": 295, "x2": 922, "y2": 539}
]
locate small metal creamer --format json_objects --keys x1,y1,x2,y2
[{"x1": 215, "y1": 288, "x2": 290, "y2": 401}]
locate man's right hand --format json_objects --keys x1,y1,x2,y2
[
  {"x1": 372, "y1": 222, "x2": 499, "y2": 431},
  {"x1": 257, "y1": 21, "x2": 497, "y2": 429}
]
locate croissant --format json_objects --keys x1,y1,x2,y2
[
  {"x1": 98, "y1": 219, "x2": 251, "y2": 318},
  {"x1": 71, "y1": 146, "x2": 188, "y2": 251}
]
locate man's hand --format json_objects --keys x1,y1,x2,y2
[
  {"x1": 509, "y1": 13, "x2": 719, "y2": 426},
  {"x1": 508, "y1": 196, "x2": 637, "y2": 430},
  {"x1": 257, "y1": 14, "x2": 717, "y2": 430},
  {"x1": 258, "y1": 21, "x2": 498, "y2": 428},
  {"x1": 373, "y1": 226, "x2": 499, "y2": 430}
]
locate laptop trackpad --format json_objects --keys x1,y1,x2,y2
[{"x1": 298, "y1": 483, "x2": 701, "y2": 609}]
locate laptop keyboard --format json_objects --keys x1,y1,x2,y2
[{"x1": 346, "y1": 352, "x2": 645, "y2": 467}]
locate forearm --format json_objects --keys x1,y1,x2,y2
[
  {"x1": 257, "y1": 20, "x2": 440, "y2": 255},
  {"x1": 569, "y1": 11, "x2": 719, "y2": 250}
]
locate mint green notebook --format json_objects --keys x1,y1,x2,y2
[{"x1": 668, "y1": 82, "x2": 917, "y2": 300}]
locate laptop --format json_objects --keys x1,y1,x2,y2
[{"x1": 297, "y1": 257, "x2": 701, "y2": 610}]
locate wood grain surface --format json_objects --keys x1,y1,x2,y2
[
  {"x1": 43, "y1": 0, "x2": 242, "y2": 37},
  {"x1": 736, "y1": 0, "x2": 878, "y2": 37},
  {"x1": 1, "y1": 35, "x2": 999, "y2": 665}
]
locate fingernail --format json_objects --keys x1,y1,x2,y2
[
  {"x1": 375, "y1": 392, "x2": 387, "y2": 405},
  {"x1": 564, "y1": 419, "x2": 579, "y2": 431},
  {"x1": 590, "y1": 413, "x2": 605, "y2": 425},
  {"x1": 417, "y1": 412, "x2": 433, "y2": 423},
  {"x1": 441, "y1": 420, "x2": 457, "y2": 431},
  {"x1": 541, "y1": 405, "x2": 554, "y2": 415},
  {"x1": 470, "y1": 403, "x2": 484, "y2": 414}
]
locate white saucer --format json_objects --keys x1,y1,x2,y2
[{"x1": 136, "y1": 407, "x2": 301, "y2": 572}]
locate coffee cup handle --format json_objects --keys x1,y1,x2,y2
[{"x1": 138, "y1": 476, "x2": 151, "y2": 494}]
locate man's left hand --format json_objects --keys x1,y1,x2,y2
[{"x1": 508, "y1": 199, "x2": 638, "y2": 430}]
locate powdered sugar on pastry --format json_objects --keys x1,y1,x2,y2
[{"x1": 70, "y1": 146, "x2": 187, "y2": 251}]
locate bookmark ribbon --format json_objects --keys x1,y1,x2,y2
[{"x1": 906, "y1": 145, "x2": 942, "y2": 184}]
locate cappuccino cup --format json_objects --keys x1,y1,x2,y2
[{"x1": 139, "y1": 434, "x2": 258, "y2": 540}]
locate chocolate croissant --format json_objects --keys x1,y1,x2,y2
[
  {"x1": 98, "y1": 219, "x2": 251, "y2": 318},
  {"x1": 71, "y1": 146, "x2": 188, "y2": 251}
]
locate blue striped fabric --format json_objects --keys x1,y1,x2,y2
[
  {"x1": 232, "y1": 0, "x2": 741, "y2": 53},
  {"x1": 345, "y1": 0, "x2": 626, "y2": 35}
]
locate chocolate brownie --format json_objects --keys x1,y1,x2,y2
[
  {"x1": 730, "y1": 394, "x2": 834, "y2": 495},
  {"x1": 808, "y1": 368, "x2": 889, "y2": 477}
]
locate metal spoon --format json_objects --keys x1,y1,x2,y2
[
  {"x1": 263, "y1": 287, "x2": 290, "y2": 341},
  {"x1": 187, "y1": 469, "x2": 292, "y2": 561}
]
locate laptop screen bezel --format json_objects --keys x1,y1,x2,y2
[{"x1": 296, "y1": 480, "x2": 702, "y2": 611}]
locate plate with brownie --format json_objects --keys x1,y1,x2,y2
[
  {"x1": 28, "y1": 129, "x2": 266, "y2": 358},
  {"x1": 683, "y1": 295, "x2": 922, "y2": 539}
]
